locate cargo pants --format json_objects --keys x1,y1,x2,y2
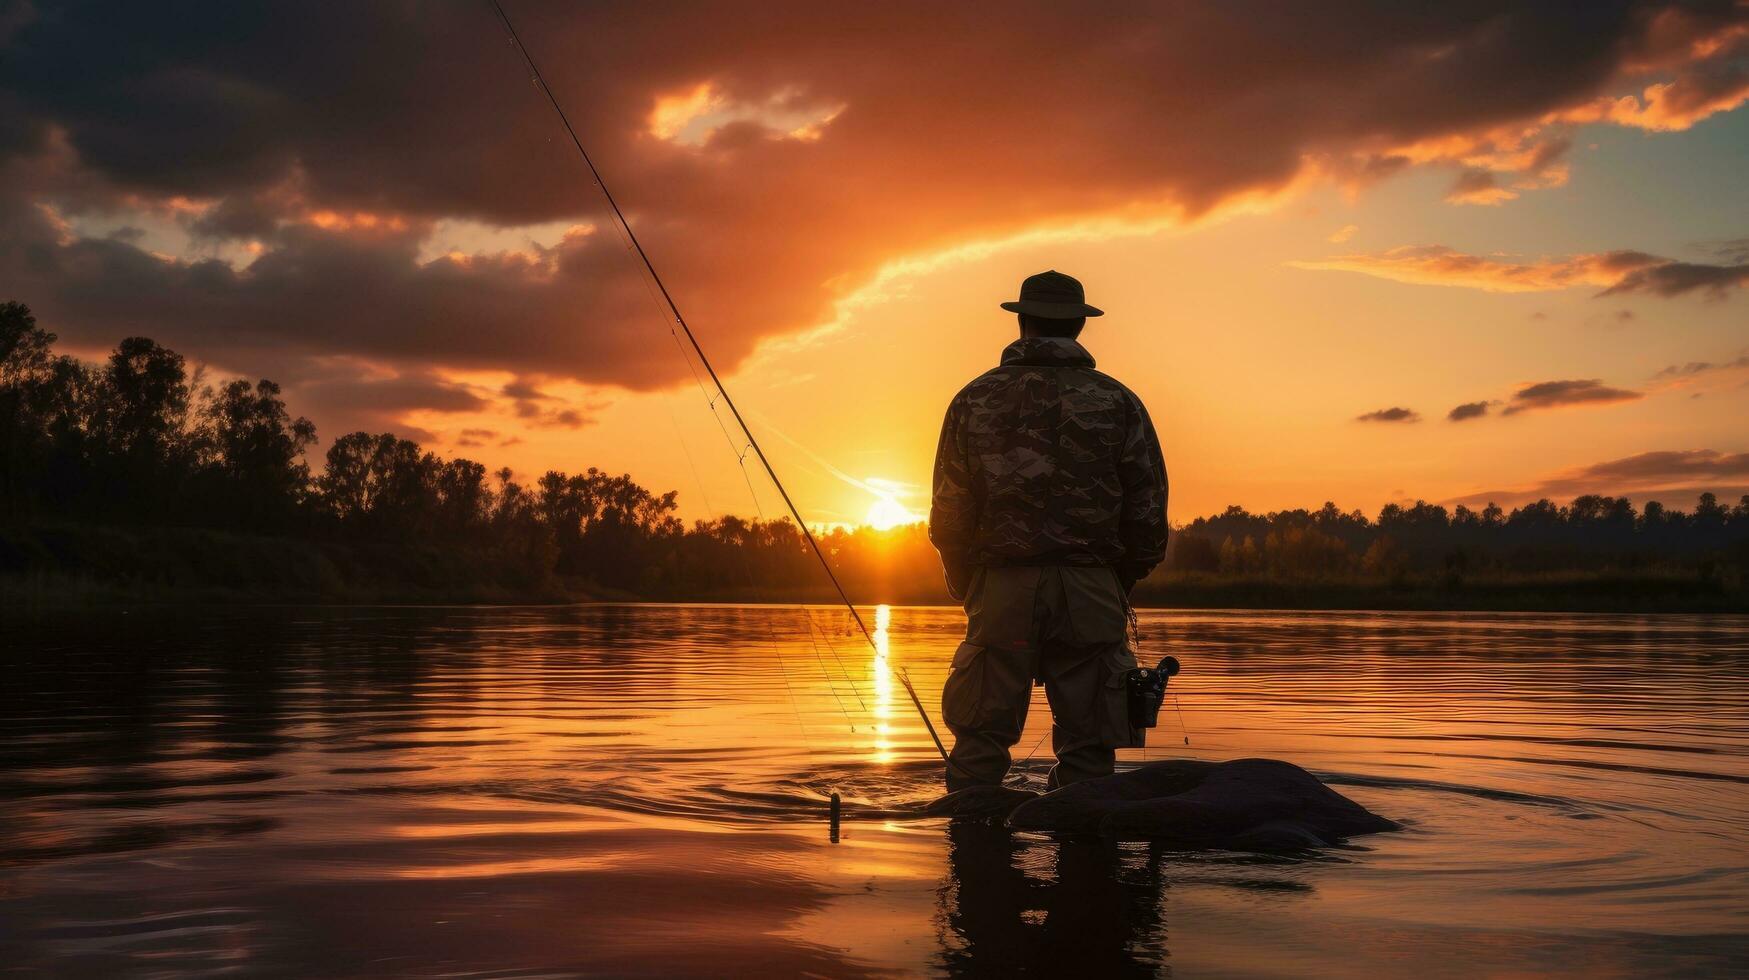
[{"x1": 941, "y1": 565, "x2": 1144, "y2": 792}]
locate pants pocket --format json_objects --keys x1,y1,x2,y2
[
  {"x1": 1051, "y1": 566, "x2": 1129, "y2": 646},
  {"x1": 1097, "y1": 648, "x2": 1146, "y2": 749},
  {"x1": 942, "y1": 642, "x2": 991, "y2": 730}
]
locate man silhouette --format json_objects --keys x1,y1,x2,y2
[{"x1": 929, "y1": 270, "x2": 1167, "y2": 791}]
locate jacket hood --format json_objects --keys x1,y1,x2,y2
[{"x1": 999, "y1": 337, "x2": 1096, "y2": 369}]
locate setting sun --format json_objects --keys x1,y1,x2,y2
[{"x1": 865, "y1": 496, "x2": 922, "y2": 530}]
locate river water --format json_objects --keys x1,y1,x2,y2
[{"x1": 2, "y1": 605, "x2": 1746, "y2": 976}]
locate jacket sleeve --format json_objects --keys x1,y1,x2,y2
[
  {"x1": 1116, "y1": 394, "x2": 1168, "y2": 586},
  {"x1": 928, "y1": 396, "x2": 978, "y2": 600}
]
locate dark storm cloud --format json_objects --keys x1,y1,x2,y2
[
  {"x1": 1356, "y1": 406, "x2": 1420, "y2": 423},
  {"x1": 3, "y1": 0, "x2": 1747, "y2": 399},
  {"x1": 1447, "y1": 400, "x2": 1493, "y2": 421},
  {"x1": 1501, "y1": 378, "x2": 1643, "y2": 414}
]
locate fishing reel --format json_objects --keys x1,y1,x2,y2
[{"x1": 1125, "y1": 655, "x2": 1180, "y2": 729}]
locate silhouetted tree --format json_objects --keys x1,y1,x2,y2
[{"x1": 199, "y1": 378, "x2": 316, "y2": 528}]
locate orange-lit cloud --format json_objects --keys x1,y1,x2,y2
[
  {"x1": 1294, "y1": 245, "x2": 1749, "y2": 296},
  {"x1": 647, "y1": 82, "x2": 844, "y2": 146},
  {"x1": 1450, "y1": 448, "x2": 1749, "y2": 505},
  {"x1": 1559, "y1": 49, "x2": 1749, "y2": 132},
  {"x1": 1444, "y1": 170, "x2": 1518, "y2": 206}
]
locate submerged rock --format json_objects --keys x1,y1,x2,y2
[{"x1": 1005, "y1": 758, "x2": 1398, "y2": 850}]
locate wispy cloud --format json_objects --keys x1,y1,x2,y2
[
  {"x1": 1700, "y1": 238, "x2": 1749, "y2": 264},
  {"x1": 1448, "y1": 449, "x2": 1749, "y2": 505},
  {"x1": 747, "y1": 411, "x2": 914, "y2": 508},
  {"x1": 1600, "y1": 260, "x2": 1749, "y2": 298},
  {"x1": 1444, "y1": 169, "x2": 1517, "y2": 206},
  {"x1": 1292, "y1": 245, "x2": 1749, "y2": 298},
  {"x1": 1654, "y1": 351, "x2": 1749, "y2": 379}
]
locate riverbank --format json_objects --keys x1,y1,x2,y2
[
  {"x1": 0, "y1": 523, "x2": 592, "y2": 608},
  {"x1": 7, "y1": 521, "x2": 1745, "y2": 613},
  {"x1": 6, "y1": 572, "x2": 1745, "y2": 614}
]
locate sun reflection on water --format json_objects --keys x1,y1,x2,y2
[{"x1": 872, "y1": 604, "x2": 894, "y2": 765}]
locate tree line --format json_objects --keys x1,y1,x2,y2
[
  {"x1": 4, "y1": 300, "x2": 1746, "y2": 605},
  {"x1": 0, "y1": 302, "x2": 936, "y2": 598},
  {"x1": 1163, "y1": 496, "x2": 1749, "y2": 585}
]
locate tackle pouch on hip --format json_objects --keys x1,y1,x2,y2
[
  {"x1": 1124, "y1": 655, "x2": 1180, "y2": 729},
  {"x1": 1097, "y1": 648, "x2": 1147, "y2": 750}
]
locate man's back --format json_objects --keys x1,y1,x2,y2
[
  {"x1": 929, "y1": 270, "x2": 1169, "y2": 792},
  {"x1": 929, "y1": 336, "x2": 1167, "y2": 599}
]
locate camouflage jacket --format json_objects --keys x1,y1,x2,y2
[{"x1": 929, "y1": 337, "x2": 1167, "y2": 598}]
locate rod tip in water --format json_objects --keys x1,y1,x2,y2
[{"x1": 828, "y1": 792, "x2": 842, "y2": 843}]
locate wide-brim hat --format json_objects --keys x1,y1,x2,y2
[{"x1": 1000, "y1": 269, "x2": 1103, "y2": 318}]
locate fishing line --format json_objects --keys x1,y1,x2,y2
[
  {"x1": 803, "y1": 609, "x2": 860, "y2": 728},
  {"x1": 492, "y1": 11, "x2": 835, "y2": 772},
  {"x1": 548, "y1": 101, "x2": 811, "y2": 743},
  {"x1": 656, "y1": 360, "x2": 826, "y2": 749},
  {"x1": 667, "y1": 329, "x2": 761, "y2": 511},
  {"x1": 1171, "y1": 693, "x2": 1191, "y2": 746},
  {"x1": 487, "y1": 0, "x2": 955, "y2": 772},
  {"x1": 1013, "y1": 724, "x2": 1053, "y2": 782},
  {"x1": 805, "y1": 607, "x2": 869, "y2": 715},
  {"x1": 1130, "y1": 608, "x2": 1191, "y2": 747},
  {"x1": 670, "y1": 342, "x2": 820, "y2": 746},
  {"x1": 896, "y1": 667, "x2": 953, "y2": 769},
  {"x1": 764, "y1": 617, "x2": 819, "y2": 750},
  {"x1": 668, "y1": 320, "x2": 851, "y2": 738},
  {"x1": 657, "y1": 390, "x2": 715, "y2": 518}
]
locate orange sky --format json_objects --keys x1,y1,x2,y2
[
  {"x1": 418, "y1": 162, "x2": 1749, "y2": 527},
  {"x1": 5, "y1": 2, "x2": 1747, "y2": 526}
]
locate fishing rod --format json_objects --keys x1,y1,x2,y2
[{"x1": 486, "y1": 0, "x2": 957, "y2": 773}]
